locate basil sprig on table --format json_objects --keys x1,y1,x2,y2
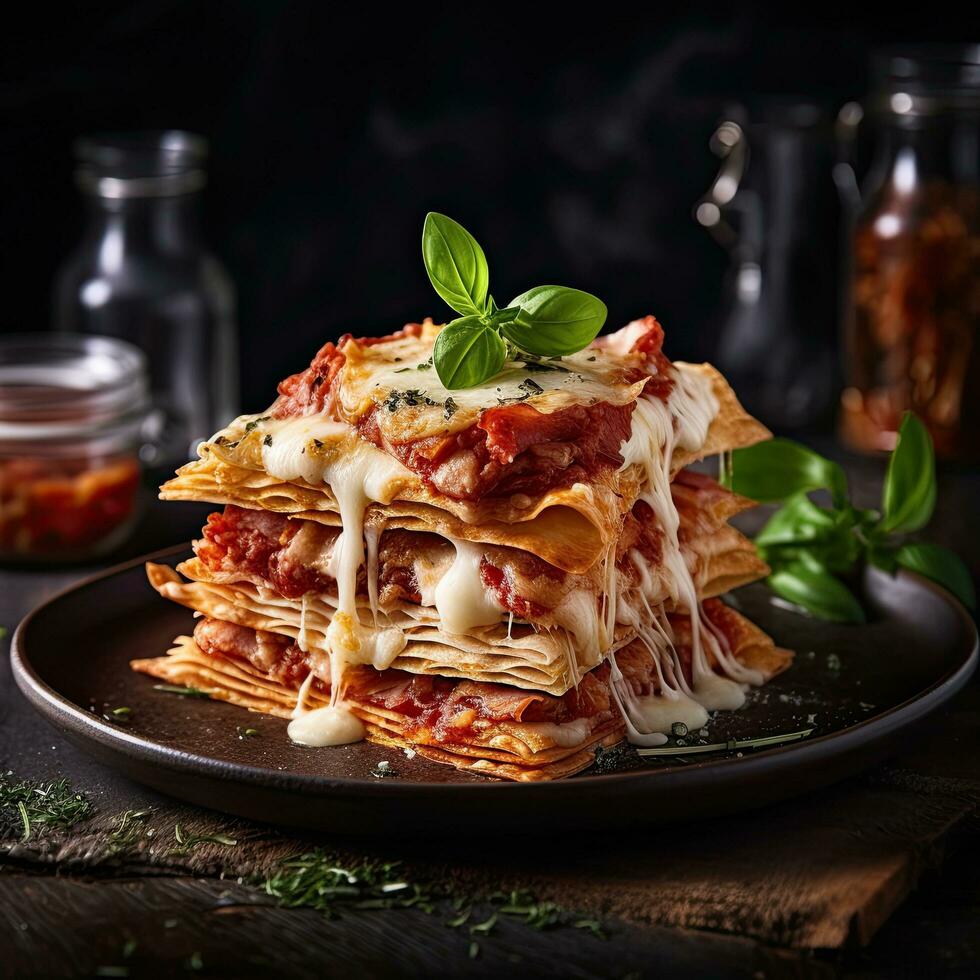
[
  {"x1": 422, "y1": 212, "x2": 607, "y2": 389},
  {"x1": 724, "y1": 413, "x2": 975, "y2": 621}
]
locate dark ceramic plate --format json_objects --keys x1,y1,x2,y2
[{"x1": 12, "y1": 545, "x2": 977, "y2": 836}]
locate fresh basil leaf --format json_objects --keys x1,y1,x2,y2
[
  {"x1": 432, "y1": 316, "x2": 506, "y2": 390},
  {"x1": 422, "y1": 213, "x2": 490, "y2": 318},
  {"x1": 501, "y1": 285, "x2": 607, "y2": 356},
  {"x1": 880, "y1": 412, "x2": 936, "y2": 534},
  {"x1": 894, "y1": 542, "x2": 976, "y2": 609},
  {"x1": 767, "y1": 556, "x2": 866, "y2": 623},
  {"x1": 490, "y1": 305, "x2": 521, "y2": 325},
  {"x1": 756, "y1": 495, "x2": 861, "y2": 573},
  {"x1": 725, "y1": 439, "x2": 848, "y2": 507},
  {"x1": 755, "y1": 493, "x2": 839, "y2": 546}
]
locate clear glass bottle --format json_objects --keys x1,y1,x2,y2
[
  {"x1": 840, "y1": 48, "x2": 980, "y2": 459},
  {"x1": 53, "y1": 131, "x2": 238, "y2": 470}
]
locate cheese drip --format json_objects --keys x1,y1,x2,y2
[
  {"x1": 613, "y1": 379, "x2": 761, "y2": 743},
  {"x1": 260, "y1": 416, "x2": 411, "y2": 743},
  {"x1": 434, "y1": 537, "x2": 505, "y2": 635}
]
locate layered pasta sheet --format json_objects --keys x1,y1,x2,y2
[{"x1": 136, "y1": 316, "x2": 792, "y2": 780}]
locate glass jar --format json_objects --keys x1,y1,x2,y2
[
  {"x1": 0, "y1": 335, "x2": 149, "y2": 563},
  {"x1": 53, "y1": 131, "x2": 238, "y2": 472},
  {"x1": 840, "y1": 47, "x2": 980, "y2": 458}
]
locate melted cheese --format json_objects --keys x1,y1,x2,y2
[
  {"x1": 254, "y1": 415, "x2": 416, "y2": 740},
  {"x1": 523, "y1": 718, "x2": 594, "y2": 748},
  {"x1": 339, "y1": 334, "x2": 647, "y2": 439},
  {"x1": 611, "y1": 384, "x2": 759, "y2": 744},
  {"x1": 434, "y1": 537, "x2": 504, "y2": 635},
  {"x1": 287, "y1": 704, "x2": 366, "y2": 746}
]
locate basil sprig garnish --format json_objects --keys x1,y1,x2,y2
[
  {"x1": 724, "y1": 413, "x2": 975, "y2": 620},
  {"x1": 422, "y1": 213, "x2": 607, "y2": 389}
]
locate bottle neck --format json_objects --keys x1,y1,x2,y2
[
  {"x1": 867, "y1": 112, "x2": 980, "y2": 188},
  {"x1": 82, "y1": 191, "x2": 204, "y2": 259}
]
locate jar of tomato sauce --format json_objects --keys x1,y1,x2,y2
[{"x1": 0, "y1": 334, "x2": 149, "y2": 563}]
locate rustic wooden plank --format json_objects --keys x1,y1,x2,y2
[{"x1": 0, "y1": 874, "x2": 833, "y2": 979}]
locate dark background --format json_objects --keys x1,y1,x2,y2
[{"x1": 1, "y1": 2, "x2": 974, "y2": 415}]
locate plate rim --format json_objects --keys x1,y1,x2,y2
[{"x1": 11, "y1": 543, "x2": 979, "y2": 799}]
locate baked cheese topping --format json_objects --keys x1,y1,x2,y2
[{"x1": 338, "y1": 330, "x2": 650, "y2": 439}]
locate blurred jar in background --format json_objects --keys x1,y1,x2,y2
[
  {"x1": 695, "y1": 103, "x2": 841, "y2": 433},
  {"x1": 0, "y1": 335, "x2": 148, "y2": 563},
  {"x1": 839, "y1": 48, "x2": 980, "y2": 459},
  {"x1": 53, "y1": 131, "x2": 238, "y2": 471}
]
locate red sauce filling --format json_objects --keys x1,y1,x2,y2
[
  {"x1": 273, "y1": 317, "x2": 678, "y2": 502},
  {"x1": 0, "y1": 456, "x2": 139, "y2": 557}
]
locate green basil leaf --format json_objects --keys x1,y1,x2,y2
[
  {"x1": 725, "y1": 439, "x2": 848, "y2": 507},
  {"x1": 422, "y1": 213, "x2": 490, "y2": 318},
  {"x1": 756, "y1": 494, "x2": 861, "y2": 573},
  {"x1": 767, "y1": 556, "x2": 866, "y2": 623},
  {"x1": 432, "y1": 316, "x2": 506, "y2": 390},
  {"x1": 880, "y1": 412, "x2": 936, "y2": 534},
  {"x1": 755, "y1": 493, "x2": 838, "y2": 546},
  {"x1": 894, "y1": 542, "x2": 976, "y2": 609},
  {"x1": 501, "y1": 285, "x2": 607, "y2": 356}
]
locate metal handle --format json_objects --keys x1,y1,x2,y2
[
  {"x1": 833, "y1": 101, "x2": 865, "y2": 211},
  {"x1": 693, "y1": 120, "x2": 748, "y2": 249}
]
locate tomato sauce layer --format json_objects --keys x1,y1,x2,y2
[{"x1": 270, "y1": 317, "x2": 678, "y2": 502}]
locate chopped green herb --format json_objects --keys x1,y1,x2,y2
[
  {"x1": 469, "y1": 941, "x2": 480, "y2": 959},
  {"x1": 106, "y1": 809, "x2": 154, "y2": 855},
  {"x1": 384, "y1": 389, "x2": 439, "y2": 412},
  {"x1": 443, "y1": 397, "x2": 458, "y2": 420},
  {"x1": 187, "y1": 952, "x2": 203, "y2": 971},
  {"x1": 263, "y1": 434, "x2": 273, "y2": 447},
  {"x1": 521, "y1": 359, "x2": 569, "y2": 373},
  {"x1": 574, "y1": 918, "x2": 606, "y2": 938},
  {"x1": 172, "y1": 823, "x2": 238, "y2": 851},
  {"x1": 243, "y1": 415, "x2": 271, "y2": 434},
  {"x1": 18, "y1": 801, "x2": 30, "y2": 841},
  {"x1": 469, "y1": 912, "x2": 498, "y2": 936},
  {"x1": 152, "y1": 684, "x2": 212, "y2": 699},
  {"x1": 259, "y1": 850, "x2": 609, "y2": 948},
  {"x1": 236, "y1": 726, "x2": 259, "y2": 739},
  {"x1": 103, "y1": 706, "x2": 133, "y2": 725},
  {"x1": 0, "y1": 773, "x2": 92, "y2": 840},
  {"x1": 0, "y1": 626, "x2": 8, "y2": 640}
]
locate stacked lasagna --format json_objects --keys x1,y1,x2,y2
[{"x1": 134, "y1": 316, "x2": 792, "y2": 780}]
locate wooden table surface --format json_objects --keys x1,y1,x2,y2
[{"x1": 2, "y1": 457, "x2": 978, "y2": 979}]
